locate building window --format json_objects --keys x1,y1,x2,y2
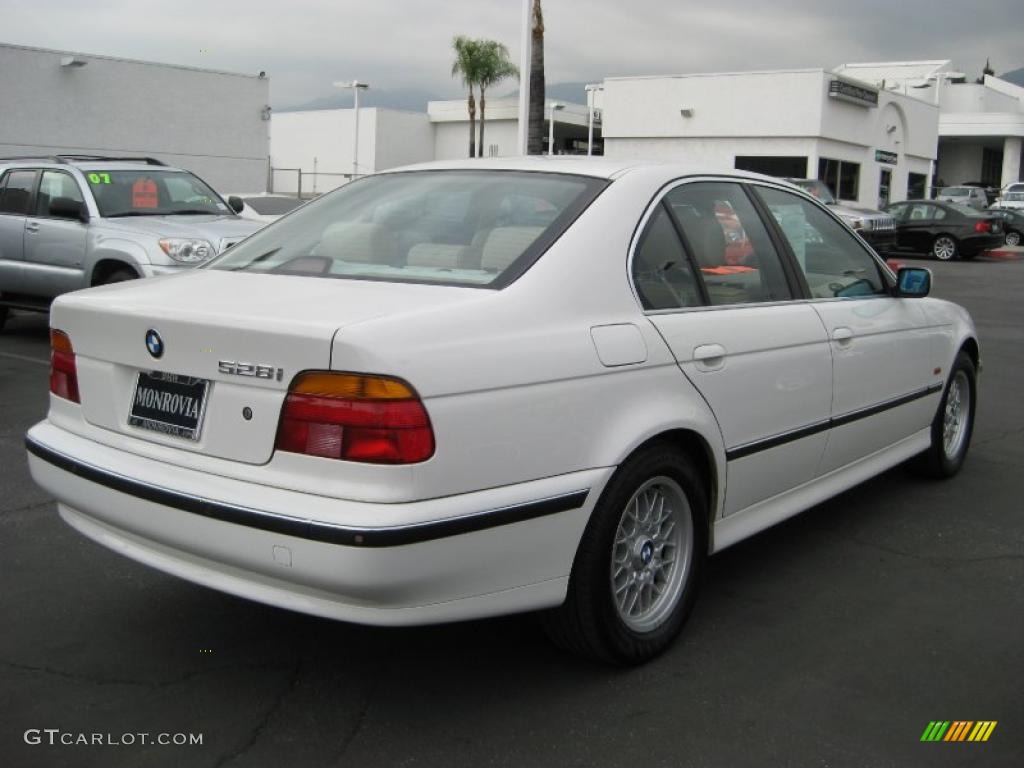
[
  {"x1": 734, "y1": 156, "x2": 808, "y2": 178},
  {"x1": 981, "y1": 148, "x2": 1004, "y2": 188},
  {"x1": 818, "y1": 158, "x2": 860, "y2": 201},
  {"x1": 908, "y1": 172, "x2": 927, "y2": 200}
]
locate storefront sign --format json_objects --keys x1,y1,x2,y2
[
  {"x1": 828, "y1": 79, "x2": 879, "y2": 107},
  {"x1": 875, "y1": 150, "x2": 898, "y2": 165}
]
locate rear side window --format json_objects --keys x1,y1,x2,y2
[
  {"x1": 664, "y1": 182, "x2": 794, "y2": 305},
  {"x1": 209, "y1": 171, "x2": 606, "y2": 288},
  {"x1": 632, "y1": 206, "x2": 700, "y2": 310},
  {"x1": 756, "y1": 186, "x2": 887, "y2": 299},
  {"x1": 0, "y1": 170, "x2": 37, "y2": 215}
]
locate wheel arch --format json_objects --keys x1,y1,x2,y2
[{"x1": 90, "y1": 258, "x2": 140, "y2": 286}]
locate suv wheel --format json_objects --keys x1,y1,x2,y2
[{"x1": 97, "y1": 268, "x2": 138, "y2": 285}]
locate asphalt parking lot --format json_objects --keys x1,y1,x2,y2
[{"x1": 1, "y1": 254, "x2": 1022, "y2": 768}]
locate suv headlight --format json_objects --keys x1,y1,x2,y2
[
  {"x1": 842, "y1": 216, "x2": 866, "y2": 231},
  {"x1": 158, "y1": 238, "x2": 215, "y2": 264}
]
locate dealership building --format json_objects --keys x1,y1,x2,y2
[{"x1": 0, "y1": 42, "x2": 271, "y2": 191}]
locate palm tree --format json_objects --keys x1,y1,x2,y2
[
  {"x1": 451, "y1": 36, "x2": 483, "y2": 158},
  {"x1": 476, "y1": 41, "x2": 518, "y2": 157},
  {"x1": 527, "y1": 0, "x2": 545, "y2": 155}
]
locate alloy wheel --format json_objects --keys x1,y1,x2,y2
[
  {"x1": 610, "y1": 476, "x2": 693, "y2": 633},
  {"x1": 942, "y1": 370, "x2": 971, "y2": 460},
  {"x1": 933, "y1": 236, "x2": 957, "y2": 261}
]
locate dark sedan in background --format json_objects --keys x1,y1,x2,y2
[
  {"x1": 990, "y1": 208, "x2": 1024, "y2": 247},
  {"x1": 884, "y1": 200, "x2": 1004, "y2": 261}
]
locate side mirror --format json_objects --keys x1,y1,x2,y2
[
  {"x1": 49, "y1": 197, "x2": 88, "y2": 222},
  {"x1": 227, "y1": 195, "x2": 245, "y2": 214},
  {"x1": 895, "y1": 267, "x2": 931, "y2": 298}
]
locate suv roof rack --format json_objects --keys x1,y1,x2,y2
[
  {"x1": 56, "y1": 155, "x2": 168, "y2": 166},
  {"x1": 0, "y1": 155, "x2": 168, "y2": 166}
]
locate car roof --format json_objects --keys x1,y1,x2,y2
[{"x1": 382, "y1": 155, "x2": 796, "y2": 185}]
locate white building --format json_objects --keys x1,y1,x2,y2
[
  {"x1": 600, "y1": 68, "x2": 938, "y2": 210},
  {"x1": 833, "y1": 61, "x2": 1023, "y2": 190},
  {"x1": 269, "y1": 98, "x2": 596, "y2": 195},
  {"x1": 0, "y1": 42, "x2": 270, "y2": 191}
]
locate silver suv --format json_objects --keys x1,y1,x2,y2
[
  {"x1": 936, "y1": 185, "x2": 989, "y2": 211},
  {"x1": 0, "y1": 155, "x2": 263, "y2": 331}
]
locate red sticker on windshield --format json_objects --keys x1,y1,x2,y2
[{"x1": 132, "y1": 179, "x2": 159, "y2": 209}]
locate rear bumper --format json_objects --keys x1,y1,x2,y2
[
  {"x1": 26, "y1": 420, "x2": 607, "y2": 625},
  {"x1": 962, "y1": 234, "x2": 1005, "y2": 255}
]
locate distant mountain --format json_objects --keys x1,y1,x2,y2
[
  {"x1": 501, "y1": 81, "x2": 594, "y2": 105},
  {"x1": 275, "y1": 87, "x2": 452, "y2": 113},
  {"x1": 998, "y1": 67, "x2": 1024, "y2": 87},
  {"x1": 276, "y1": 82, "x2": 596, "y2": 114}
]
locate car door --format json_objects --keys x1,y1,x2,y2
[
  {"x1": 0, "y1": 168, "x2": 38, "y2": 294},
  {"x1": 754, "y1": 185, "x2": 937, "y2": 474},
  {"x1": 634, "y1": 180, "x2": 833, "y2": 516},
  {"x1": 900, "y1": 202, "x2": 940, "y2": 254},
  {"x1": 21, "y1": 169, "x2": 89, "y2": 297}
]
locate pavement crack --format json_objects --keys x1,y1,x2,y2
[
  {"x1": 0, "y1": 500, "x2": 52, "y2": 517},
  {"x1": 332, "y1": 646, "x2": 388, "y2": 763},
  {"x1": 0, "y1": 658, "x2": 291, "y2": 690},
  {"x1": 210, "y1": 658, "x2": 302, "y2": 768}
]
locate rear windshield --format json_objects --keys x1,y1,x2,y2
[
  {"x1": 947, "y1": 202, "x2": 983, "y2": 216},
  {"x1": 86, "y1": 170, "x2": 228, "y2": 217},
  {"x1": 207, "y1": 170, "x2": 606, "y2": 288},
  {"x1": 940, "y1": 187, "x2": 971, "y2": 196}
]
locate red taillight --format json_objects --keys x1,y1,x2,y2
[
  {"x1": 49, "y1": 329, "x2": 80, "y2": 403},
  {"x1": 275, "y1": 372, "x2": 434, "y2": 464},
  {"x1": 975, "y1": 220, "x2": 992, "y2": 233}
]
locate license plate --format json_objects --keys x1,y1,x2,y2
[{"x1": 129, "y1": 371, "x2": 210, "y2": 441}]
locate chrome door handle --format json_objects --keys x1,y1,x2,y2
[{"x1": 25, "y1": 222, "x2": 40, "y2": 233}]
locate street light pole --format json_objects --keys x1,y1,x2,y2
[
  {"x1": 334, "y1": 80, "x2": 369, "y2": 180},
  {"x1": 584, "y1": 84, "x2": 602, "y2": 157},
  {"x1": 548, "y1": 102, "x2": 564, "y2": 156}
]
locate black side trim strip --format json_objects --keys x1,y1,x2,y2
[
  {"x1": 25, "y1": 438, "x2": 589, "y2": 548},
  {"x1": 725, "y1": 383, "x2": 943, "y2": 461}
]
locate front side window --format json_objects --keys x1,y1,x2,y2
[
  {"x1": 37, "y1": 171, "x2": 85, "y2": 216},
  {"x1": 208, "y1": 171, "x2": 606, "y2": 288},
  {"x1": 0, "y1": 170, "x2": 37, "y2": 215},
  {"x1": 757, "y1": 186, "x2": 886, "y2": 299},
  {"x1": 664, "y1": 182, "x2": 794, "y2": 306},
  {"x1": 85, "y1": 170, "x2": 228, "y2": 217}
]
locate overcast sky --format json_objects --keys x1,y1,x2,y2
[{"x1": 2, "y1": 0, "x2": 1019, "y2": 107}]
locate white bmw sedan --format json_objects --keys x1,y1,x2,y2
[{"x1": 26, "y1": 158, "x2": 979, "y2": 664}]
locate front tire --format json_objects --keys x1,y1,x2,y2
[
  {"x1": 912, "y1": 351, "x2": 976, "y2": 478},
  {"x1": 543, "y1": 444, "x2": 708, "y2": 664},
  {"x1": 96, "y1": 268, "x2": 138, "y2": 285},
  {"x1": 932, "y1": 235, "x2": 958, "y2": 261}
]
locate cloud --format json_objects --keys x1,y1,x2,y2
[{"x1": 1, "y1": 0, "x2": 1019, "y2": 106}]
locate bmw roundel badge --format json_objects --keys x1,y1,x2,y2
[{"x1": 145, "y1": 329, "x2": 164, "y2": 359}]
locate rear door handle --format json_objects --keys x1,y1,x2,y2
[
  {"x1": 693, "y1": 343, "x2": 727, "y2": 371},
  {"x1": 25, "y1": 221, "x2": 40, "y2": 233},
  {"x1": 832, "y1": 327, "x2": 854, "y2": 345}
]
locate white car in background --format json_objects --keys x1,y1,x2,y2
[
  {"x1": 225, "y1": 192, "x2": 305, "y2": 223},
  {"x1": 26, "y1": 159, "x2": 979, "y2": 664}
]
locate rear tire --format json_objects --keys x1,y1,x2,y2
[
  {"x1": 932, "y1": 235, "x2": 958, "y2": 261},
  {"x1": 1005, "y1": 230, "x2": 1021, "y2": 247},
  {"x1": 542, "y1": 443, "x2": 708, "y2": 665},
  {"x1": 911, "y1": 351, "x2": 976, "y2": 478}
]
